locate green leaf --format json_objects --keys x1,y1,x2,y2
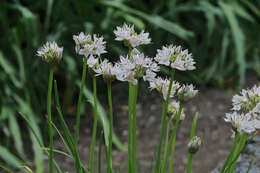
[
  {"x1": 0, "y1": 145, "x2": 23, "y2": 168},
  {"x1": 0, "y1": 51, "x2": 22, "y2": 88},
  {"x1": 12, "y1": 95, "x2": 44, "y2": 173},
  {"x1": 77, "y1": 81, "x2": 127, "y2": 152},
  {"x1": 8, "y1": 112, "x2": 25, "y2": 160},
  {"x1": 99, "y1": 0, "x2": 194, "y2": 40},
  {"x1": 219, "y1": 1, "x2": 246, "y2": 86}
]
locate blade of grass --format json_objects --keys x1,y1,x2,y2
[
  {"x1": 8, "y1": 112, "x2": 25, "y2": 160},
  {"x1": 219, "y1": 1, "x2": 246, "y2": 86}
]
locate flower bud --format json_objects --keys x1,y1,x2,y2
[
  {"x1": 167, "y1": 101, "x2": 185, "y2": 122},
  {"x1": 37, "y1": 41, "x2": 63, "y2": 66},
  {"x1": 188, "y1": 136, "x2": 201, "y2": 154}
]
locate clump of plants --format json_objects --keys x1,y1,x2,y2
[{"x1": 22, "y1": 23, "x2": 260, "y2": 173}]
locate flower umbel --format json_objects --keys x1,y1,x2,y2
[
  {"x1": 37, "y1": 41, "x2": 63, "y2": 65},
  {"x1": 114, "y1": 23, "x2": 151, "y2": 48},
  {"x1": 73, "y1": 33, "x2": 107, "y2": 57},
  {"x1": 155, "y1": 45, "x2": 195, "y2": 71}
]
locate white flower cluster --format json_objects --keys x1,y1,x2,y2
[
  {"x1": 167, "y1": 100, "x2": 186, "y2": 121},
  {"x1": 37, "y1": 41, "x2": 63, "y2": 65},
  {"x1": 154, "y1": 45, "x2": 195, "y2": 71},
  {"x1": 94, "y1": 59, "x2": 120, "y2": 82},
  {"x1": 149, "y1": 77, "x2": 180, "y2": 100},
  {"x1": 149, "y1": 78, "x2": 198, "y2": 102},
  {"x1": 114, "y1": 23, "x2": 151, "y2": 48},
  {"x1": 115, "y1": 49, "x2": 159, "y2": 85},
  {"x1": 225, "y1": 85, "x2": 260, "y2": 134},
  {"x1": 71, "y1": 24, "x2": 199, "y2": 102},
  {"x1": 73, "y1": 32, "x2": 107, "y2": 57}
]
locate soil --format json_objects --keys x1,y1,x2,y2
[{"x1": 52, "y1": 77, "x2": 260, "y2": 173}]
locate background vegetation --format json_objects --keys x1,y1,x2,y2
[{"x1": 0, "y1": 0, "x2": 259, "y2": 172}]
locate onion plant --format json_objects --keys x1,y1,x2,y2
[{"x1": 20, "y1": 23, "x2": 260, "y2": 173}]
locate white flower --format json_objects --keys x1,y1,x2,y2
[
  {"x1": 87, "y1": 55, "x2": 98, "y2": 68},
  {"x1": 224, "y1": 112, "x2": 256, "y2": 134},
  {"x1": 114, "y1": 23, "x2": 133, "y2": 41},
  {"x1": 73, "y1": 33, "x2": 107, "y2": 57},
  {"x1": 167, "y1": 100, "x2": 186, "y2": 121},
  {"x1": 232, "y1": 85, "x2": 260, "y2": 112},
  {"x1": 143, "y1": 70, "x2": 157, "y2": 82},
  {"x1": 129, "y1": 31, "x2": 151, "y2": 48},
  {"x1": 176, "y1": 84, "x2": 198, "y2": 102},
  {"x1": 94, "y1": 59, "x2": 118, "y2": 82},
  {"x1": 114, "y1": 50, "x2": 158, "y2": 85},
  {"x1": 114, "y1": 23, "x2": 151, "y2": 47},
  {"x1": 154, "y1": 45, "x2": 195, "y2": 71},
  {"x1": 149, "y1": 77, "x2": 180, "y2": 100},
  {"x1": 73, "y1": 32, "x2": 92, "y2": 53},
  {"x1": 37, "y1": 41, "x2": 63, "y2": 65}
]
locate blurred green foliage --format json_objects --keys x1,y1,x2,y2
[{"x1": 0, "y1": 0, "x2": 259, "y2": 171}]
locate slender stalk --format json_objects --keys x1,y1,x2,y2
[
  {"x1": 75, "y1": 57, "x2": 87, "y2": 145},
  {"x1": 128, "y1": 83, "x2": 133, "y2": 173},
  {"x1": 162, "y1": 117, "x2": 173, "y2": 169},
  {"x1": 47, "y1": 66, "x2": 54, "y2": 173},
  {"x1": 155, "y1": 69, "x2": 175, "y2": 173},
  {"x1": 163, "y1": 103, "x2": 184, "y2": 173},
  {"x1": 186, "y1": 154, "x2": 193, "y2": 173},
  {"x1": 90, "y1": 76, "x2": 98, "y2": 173},
  {"x1": 186, "y1": 113, "x2": 199, "y2": 173},
  {"x1": 132, "y1": 82, "x2": 139, "y2": 173},
  {"x1": 98, "y1": 132, "x2": 103, "y2": 173},
  {"x1": 107, "y1": 81, "x2": 113, "y2": 173},
  {"x1": 228, "y1": 133, "x2": 248, "y2": 173},
  {"x1": 220, "y1": 131, "x2": 240, "y2": 173}
]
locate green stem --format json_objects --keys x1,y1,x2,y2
[
  {"x1": 132, "y1": 82, "x2": 139, "y2": 173},
  {"x1": 90, "y1": 76, "x2": 98, "y2": 173},
  {"x1": 107, "y1": 82, "x2": 113, "y2": 173},
  {"x1": 75, "y1": 57, "x2": 87, "y2": 146},
  {"x1": 186, "y1": 113, "x2": 199, "y2": 173},
  {"x1": 228, "y1": 133, "x2": 248, "y2": 173},
  {"x1": 186, "y1": 154, "x2": 193, "y2": 173},
  {"x1": 47, "y1": 66, "x2": 54, "y2": 173},
  {"x1": 163, "y1": 103, "x2": 184, "y2": 173},
  {"x1": 155, "y1": 69, "x2": 175, "y2": 173},
  {"x1": 220, "y1": 131, "x2": 240, "y2": 173},
  {"x1": 128, "y1": 83, "x2": 133, "y2": 173},
  {"x1": 162, "y1": 117, "x2": 173, "y2": 168}
]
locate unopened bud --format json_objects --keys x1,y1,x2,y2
[{"x1": 188, "y1": 136, "x2": 201, "y2": 154}]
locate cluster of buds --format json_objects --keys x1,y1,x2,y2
[
  {"x1": 114, "y1": 23, "x2": 151, "y2": 48},
  {"x1": 224, "y1": 85, "x2": 260, "y2": 134},
  {"x1": 167, "y1": 100, "x2": 186, "y2": 122},
  {"x1": 188, "y1": 136, "x2": 201, "y2": 154},
  {"x1": 37, "y1": 42, "x2": 63, "y2": 66}
]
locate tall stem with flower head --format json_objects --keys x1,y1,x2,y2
[
  {"x1": 155, "y1": 69, "x2": 175, "y2": 173},
  {"x1": 90, "y1": 76, "x2": 98, "y2": 173},
  {"x1": 37, "y1": 41, "x2": 63, "y2": 173},
  {"x1": 75, "y1": 57, "x2": 87, "y2": 146},
  {"x1": 47, "y1": 66, "x2": 54, "y2": 173}
]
